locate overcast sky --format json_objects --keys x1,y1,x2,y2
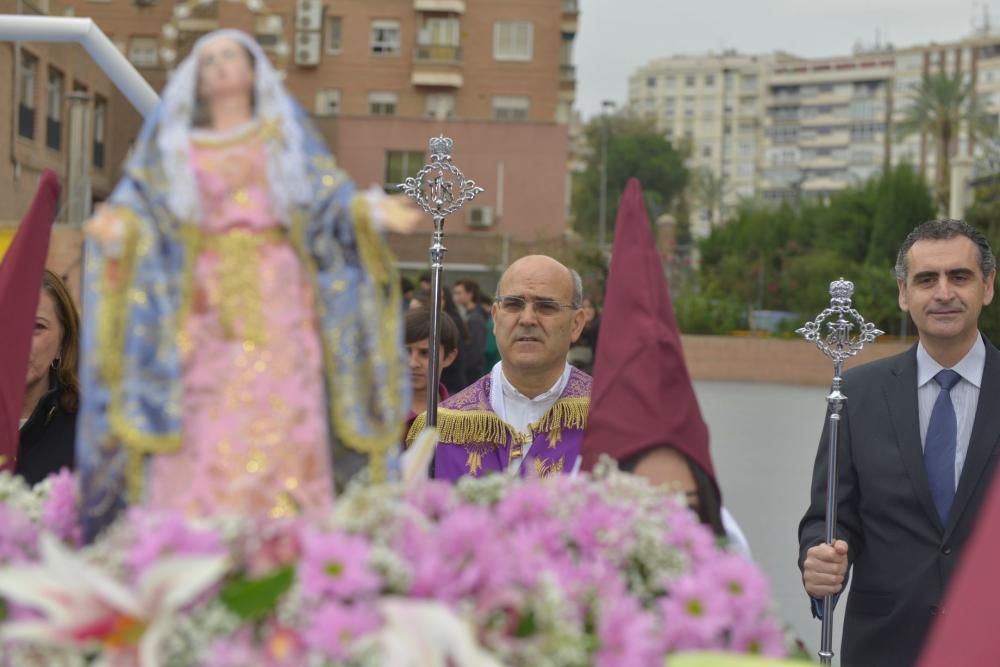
[{"x1": 575, "y1": 0, "x2": 998, "y2": 118}]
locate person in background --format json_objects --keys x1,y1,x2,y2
[
  {"x1": 408, "y1": 286, "x2": 469, "y2": 395},
  {"x1": 403, "y1": 307, "x2": 459, "y2": 444},
  {"x1": 579, "y1": 179, "x2": 750, "y2": 556},
  {"x1": 400, "y1": 277, "x2": 415, "y2": 310},
  {"x1": 453, "y1": 279, "x2": 487, "y2": 384},
  {"x1": 569, "y1": 296, "x2": 601, "y2": 374},
  {"x1": 799, "y1": 219, "x2": 1000, "y2": 667},
  {"x1": 480, "y1": 291, "x2": 501, "y2": 369},
  {"x1": 419, "y1": 255, "x2": 590, "y2": 480},
  {"x1": 18, "y1": 270, "x2": 80, "y2": 485}
]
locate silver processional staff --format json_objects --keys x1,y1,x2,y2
[
  {"x1": 797, "y1": 278, "x2": 884, "y2": 666},
  {"x1": 398, "y1": 136, "x2": 483, "y2": 428}
]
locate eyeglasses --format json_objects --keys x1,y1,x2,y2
[{"x1": 495, "y1": 295, "x2": 579, "y2": 317}]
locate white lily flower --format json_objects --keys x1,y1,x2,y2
[
  {"x1": 0, "y1": 533, "x2": 228, "y2": 667},
  {"x1": 401, "y1": 428, "x2": 438, "y2": 487},
  {"x1": 377, "y1": 598, "x2": 505, "y2": 667}
]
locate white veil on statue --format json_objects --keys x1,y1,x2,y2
[{"x1": 150, "y1": 29, "x2": 312, "y2": 223}]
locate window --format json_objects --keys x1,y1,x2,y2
[
  {"x1": 326, "y1": 16, "x2": 343, "y2": 54},
  {"x1": 418, "y1": 17, "x2": 461, "y2": 60},
  {"x1": 493, "y1": 22, "x2": 533, "y2": 62},
  {"x1": 255, "y1": 15, "x2": 284, "y2": 51},
  {"x1": 18, "y1": 50, "x2": 37, "y2": 140},
  {"x1": 384, "y1": 150, "x2": 424, "y2": 193},
  {"x1": 770, "y1": 125, "x2": 798, "y2": 144},
  {"x1": 314, "y1": 89, "x2": 341, "y2": 117},
  {"x1": 646, "y1": 76, "x2": 656, "y2": 87},
  {"x1": 368, "y1": 91, "x2": 398, "y2": 117},
  {"x1": 701, "y1": 144, "x2": 712, "y2": 158},
  {"x1": 704, "y1": 74, "x2": 715, "y2": 87},
  {"x1": 93, "y1": 95, "x2": 106, "y2": 169},
  {"x1": 850, "y1": 122, "x2": 883, "y2": 142},
  {"x1": 370, "y1": 20, "x2": 400, "y2": 56},
  {"x1": 422, "y1": 17, "x2": 459, "y2": 46},
  {"x1": 685, "y1": 75, "x2": 695, "y2": 87},
  {"x1": 425, "y1": 93, "x2": 455, "y2": 120},
  {"x1": 127, "y1": 36, "x2": 159, "y2": 68},
  {"x1": 493, "y1": 95, "x2": 530, "y2": 121},
  {"x1": 46, "y1": 67, "x2": 63, "y2": 150}
]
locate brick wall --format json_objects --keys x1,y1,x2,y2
[{"x1": 681, "y1": 334, "x2": 913, "y2": 386}]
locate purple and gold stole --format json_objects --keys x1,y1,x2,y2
[{"x1": 408, "y1": 367, "x2": 592, "y2": 482}]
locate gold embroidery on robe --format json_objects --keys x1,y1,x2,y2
[{"x1": 533, "y1": 456, "x2": 565, "y2": 478}]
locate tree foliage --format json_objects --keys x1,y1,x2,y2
[
  {"x1": 693, "y1": 165, "x2": 936, "y2": 336},
  {"x1": 896, "y1": 72, "x2": 994, "y2": 213},
  {"x1": 572, "y1": 117, "x2": 688, "y2": 240}
]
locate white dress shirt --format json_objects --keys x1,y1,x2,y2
[
  {"x1": 916, "y1": 334, "x2": 986, "y2": 491},
  {"x1": 488, "y1": 361, "x2": 572, "y2": 473}
]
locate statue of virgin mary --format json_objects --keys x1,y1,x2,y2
[{"x1": 77, "y1": 30, "x2": 413, "y2": 539}]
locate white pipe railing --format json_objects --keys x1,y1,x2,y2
[{"x1": 0, "y1": 15, "x2": 158, "y2": 117}]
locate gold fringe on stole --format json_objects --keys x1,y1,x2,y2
[
  {"x1": 424, "y1": 409, "x2": 516, "y2": 448},
  {"x1": 529, "y1": 397, "x2": 589, "y2": 435},
  {"x1": 407, "y1": 397, "x2": 590, "y2": 449}
]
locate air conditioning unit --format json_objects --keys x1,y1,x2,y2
[
  {"x1": 468, "y1": 206, "x2": 494, "y2": 228},
  {"x1": 296, "y1": 0, "x2": 322, "y2": 31},
  {"x1": 295, "y1": 32, "x2": 321, "y2": 67}
]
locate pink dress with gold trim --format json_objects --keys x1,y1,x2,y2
[{"x1": 147, "y1": 124, "x2": 334, "y2": 518}]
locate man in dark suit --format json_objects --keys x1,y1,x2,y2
[{"x1": 799, "y1": 219, "x2": 1000, "y2": 667}]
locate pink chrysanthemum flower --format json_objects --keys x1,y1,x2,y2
[{"x1": 299, "y1": 529, "x2": 381, "y2": 601}]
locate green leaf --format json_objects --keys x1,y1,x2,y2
[
  {"x1": 219, "y1": 566, "x2": 295, "y2": 621},
  {"x1": 514, "y1": 609, "x2": 537, "y2": 638}
]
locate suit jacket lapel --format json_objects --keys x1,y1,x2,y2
[
  {"x1": 946, "y1": 339, "x2": 1000, "y2": 538},
  {"x1": 886, "y1": 346, "x2": 944, "y2": 530}
]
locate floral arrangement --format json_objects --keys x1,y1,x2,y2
[{"x1": 0, "y1": 461, "x2": 788, "y2": 667}]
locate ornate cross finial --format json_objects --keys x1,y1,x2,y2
[
  {"x1": 797, "y1": 277, "x2": 884, "y2": 371},
  {"x1": 399, "y1": 135, "x2": 483, "y2": 219}
]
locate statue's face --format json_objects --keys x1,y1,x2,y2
[{"x1": 197, "y1": 36, "x2": 255, "y2": 102}]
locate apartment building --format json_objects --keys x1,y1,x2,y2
[
  {"x1": 627, "y1": 52, "x2": 786, "y2": 235},
  {"x1": 761, "y1": 52, "x2": 894, "y2": 202},
  {"x1": 2, "y1": 0, "x2": 580, "y2": 276},
  {"x1": 628, "y1": 31, "x2": 1000, "y2": 227}
]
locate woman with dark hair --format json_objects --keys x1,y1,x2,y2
[{"x1": 17, "y1": 270, "x2": 80, "y2": 485}]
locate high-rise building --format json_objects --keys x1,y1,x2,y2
[
  {"x1": 627, "y1": 52, "x2": 781, "y2": 236},
  {"x1": 761, "y1": 51, "x2": 894, "y2": 202},
  {"x1": 628, "y1": 31, "x2": 1000, "y2": 231}
]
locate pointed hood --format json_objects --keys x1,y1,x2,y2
[
  {"x1": 0, "y1": 171, "x2": 60, "y2": 471},
  {"x1": 580, "y1": 178, "x2": 716, "y2": 488}
]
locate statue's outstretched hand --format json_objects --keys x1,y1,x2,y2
[{"x1": 377, "y1": 195, "x2": 423, "y2": 234}]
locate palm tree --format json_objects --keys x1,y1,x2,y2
[{"x1": 897, "y1": 71, "x2": 994, "y2": 213}]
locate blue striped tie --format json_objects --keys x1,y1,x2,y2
[{"x1": 925, "y1": 369, "x2": 961, "y2": 524}]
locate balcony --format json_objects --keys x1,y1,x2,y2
[
  {"x1": 412, "y1": 44, "x2": 463, "y2": 88},
  {"x1": 414, "y1": 0, "x2": 465, "y2": 13},
  {"x1": 799, "y1": 131, "x2": 850, "y2": 148},
  {"x1": 560, "y1": 63, "x2": 576, "y2": 91},
  {"x1": 561, "y1": 0, "x2": 578, "y2": 34},
  {"x1": 414, "y1": 44, "x2": 461, "y2": 63}
]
